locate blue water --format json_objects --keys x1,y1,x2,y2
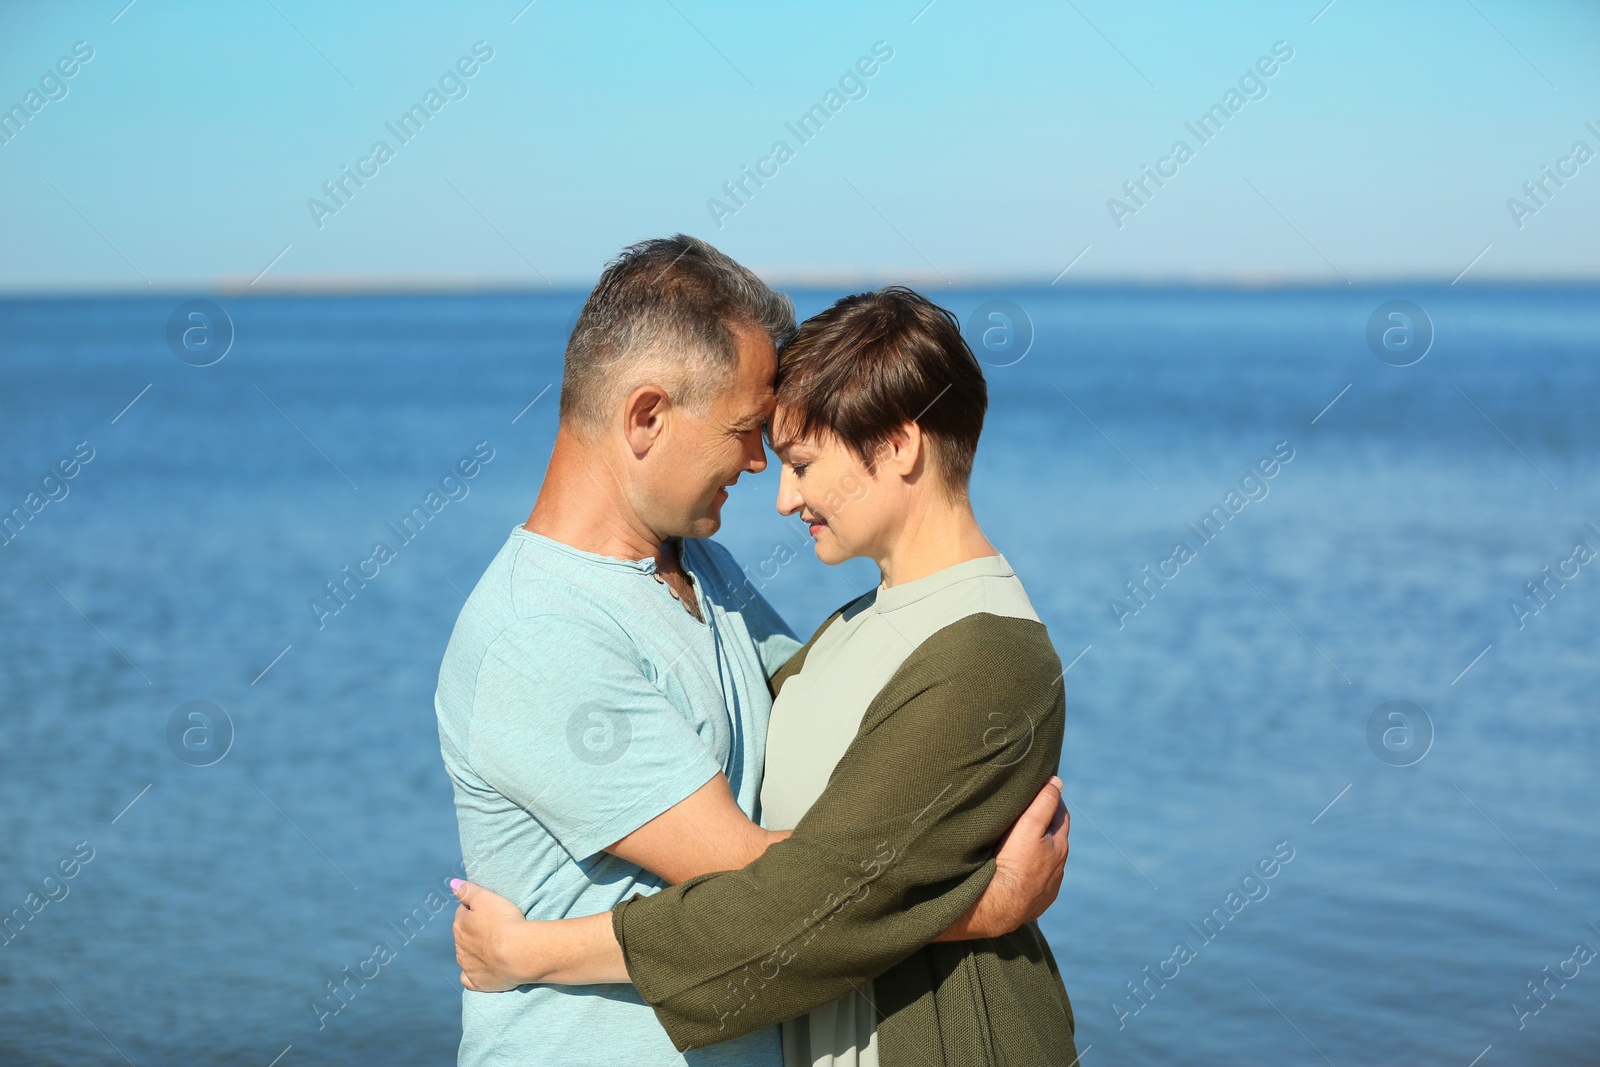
[{"x1": 2, "y1": 286, "x2": 1597, "y2": 1064}]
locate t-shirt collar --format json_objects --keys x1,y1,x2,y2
[{"x1": 511, "y1": 525, "x2": 673, "y2": 574}]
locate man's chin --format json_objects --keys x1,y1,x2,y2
[{"x1": 683, "y1": 513, "x2": 722, "y2": 539}]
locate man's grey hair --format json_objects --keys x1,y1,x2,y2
[{"x1": 559, "y1": 235, "x2": 796, "y2": 433}]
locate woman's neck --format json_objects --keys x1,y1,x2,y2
[{"x1": 876, "y1": 495, "x2": 996, "y2": 589}]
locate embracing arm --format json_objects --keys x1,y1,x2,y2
[
  {"x1": 451, "y1": 774, "x2": 1066, "y2": 990},
  {"x1": 455, "y1": 902, "x2": 624, "y2": 986},
  {"x1": 452, "y1": 772, "x2": 789, "y2": 990},
  {"x1": 607, "y1": 773, "x2": 789, "y2": 886}
]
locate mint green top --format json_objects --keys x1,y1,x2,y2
[{"x1": 435, "y1": 527, "x2": 798, "y2": 1067}]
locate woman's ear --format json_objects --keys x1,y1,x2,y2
[{"x1": 874, "y1": 421, "x2": 922, "y2": 479}]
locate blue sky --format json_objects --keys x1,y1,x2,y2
[{"x1": 0, "y1": 0, "x2": 1595, "y2": 291}]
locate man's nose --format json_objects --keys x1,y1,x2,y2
[{"x1": 744, "y1": 435, "x2": 768, "y2": 474}]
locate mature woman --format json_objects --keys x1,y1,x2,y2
[{"x1": 453, "y1": 287, "x2": 1078, "y2": 1066}]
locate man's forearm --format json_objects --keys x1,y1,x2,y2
[
  {"x1": 604, "y1": 774, "x2": 789, "y2": 886},
  {"x1": 650, "y1": 827, "x2": 791, "y2": 885},
  {"x1": 931, "y1": 884, "x2": 993, "y2": 943}
]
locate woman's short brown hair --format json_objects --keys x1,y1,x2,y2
[{"x1": 773, "y1": 286, "x2": 987, "y2": 493}]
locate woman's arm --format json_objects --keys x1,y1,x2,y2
[{"x1": 453, "y1": 886, "x2": 626, "y2": 988}]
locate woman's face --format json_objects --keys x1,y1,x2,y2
[{"x1": 770, "y1": 413, "x2": 889, "y2": 566}]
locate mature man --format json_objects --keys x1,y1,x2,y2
[{"x1": 434, "y1": 236, "x2": 1064, "y2": 1066}]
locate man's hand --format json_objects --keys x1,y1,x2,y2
[
  {"x1": 934, "y1": 775, "x2": 1069, "y2": 942},
  {"x1": 452, "y1": 879, "x2": 536, "y2": 991}
]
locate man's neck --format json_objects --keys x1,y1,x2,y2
[{"x1": 523, "y1": 427, "x2": 669, "y2": 565}]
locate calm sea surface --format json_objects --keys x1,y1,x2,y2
[{"x1": 1, "y1": 286, "x2": 1596, "y2": 1064}]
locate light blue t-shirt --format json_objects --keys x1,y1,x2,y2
[{"x1": 435, "y1": 525, "x2": 799, "y2": 1067}]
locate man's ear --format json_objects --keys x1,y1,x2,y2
[{"x1": 621, "y1": 385, "x2": 671, "y2": 456}]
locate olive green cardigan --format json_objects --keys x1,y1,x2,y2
[{"x1": 611, "y1": 610, "x2": 1079, "y2": 1066}]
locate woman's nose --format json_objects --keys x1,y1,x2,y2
[{"x1": 775, "y1": 469, "x2": 802, "y2": 515}]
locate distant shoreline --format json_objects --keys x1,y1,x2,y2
[{"x1": 2, "y1": 275, "x2": 1597, "y2": 301}]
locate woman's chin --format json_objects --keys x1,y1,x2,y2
[{"x1": 813, "y1": 538, "x2": 851, "y2": 566}]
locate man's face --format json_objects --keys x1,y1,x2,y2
[{"x1": 646, "y1": 322, "x2": 776, "y2": 540}]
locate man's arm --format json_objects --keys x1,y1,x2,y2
[
  {"x1": 931, "y1": 777, "x2": 1068, "y2": 942},
  {"x1": 470, "y1": 616, "x2": 736, "y2": 870},
  {"x1": 599, "y1": 735, "x2": 1066, "y2": 901},
  {"x1": 606, "y1": 773, "x2": 789, "y2": 885}
]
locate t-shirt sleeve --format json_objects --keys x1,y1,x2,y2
[
  {"x1": 611, "y1": 614, "x2": 1066, "y2": 1050},
  {"x1": 468, "y1": 613, "x2": 723, "y2": 861}
]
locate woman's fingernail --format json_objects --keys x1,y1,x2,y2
[{"x1": 450, "y1": 878, "x2": 464, "y2": 892}]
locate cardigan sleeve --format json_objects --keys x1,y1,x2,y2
[{"x1": 612, "y1": 613, "x2": 1065, "y2": 1051}]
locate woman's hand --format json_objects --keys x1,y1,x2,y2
[
  {"x1": 451, "y1": 880, "x2": 632, "y2": 988},
  {"x1": 451, "y1": 879, "x2": 536, "y2": 991},
  {"x1": 934, "y1": 775, "x2": 1070, "y2": 942}
]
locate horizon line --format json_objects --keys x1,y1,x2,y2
[{"x1": 2, "y1": 270, "x2": 1598, "y2": 299}]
